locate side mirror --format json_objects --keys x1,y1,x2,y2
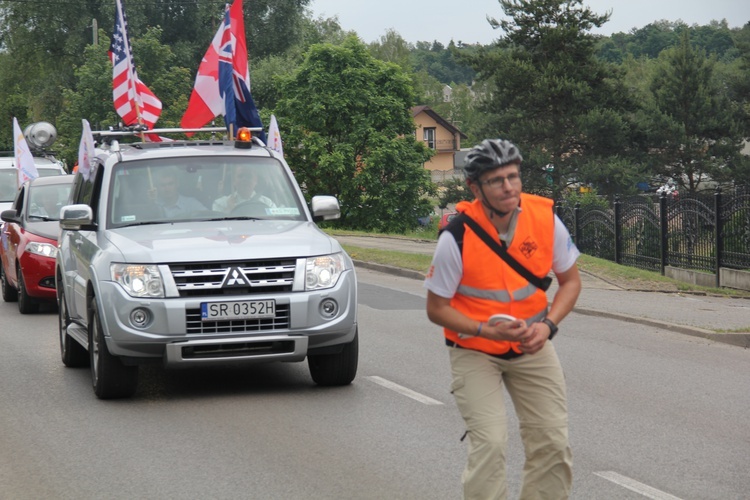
[
  {"x1": 0, "y1": 209, "x2": 20, "y2": 224},
  {"x1": 311, "y1": 195, "x2": 341, "y2": 221},
  {"x1": 60, "y1": 204, "x2": 93, "y2": 230}
]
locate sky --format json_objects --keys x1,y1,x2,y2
[{"x1": 309, "y1": 0, "x2": 750, "y2": 46}]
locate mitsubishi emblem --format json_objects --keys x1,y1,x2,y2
[{"x1": 222, "y1": 267, "x2": 250, "y2": 287}]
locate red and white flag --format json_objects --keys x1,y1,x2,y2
[
  {"x1": 13, "y1": 117, "x2": 38, "y2": 186},
  {"x1": 109, "y1": 0, "x2": 162, "y2": 128},
  {"x1": 181, "y1": 0, "x2": 261, "y2": 137}
]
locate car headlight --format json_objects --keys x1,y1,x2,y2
[
  {"x1": 111, "y1": 263, "x2": 164, "y2": 298},
  {"x1": 305, "y1": 253, "x2": 346, "y2": 291},
  {"x1": 26, "y1": 242, "x2": 57, "y2": 259}
]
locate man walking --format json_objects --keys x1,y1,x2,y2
[{"x1": 425, "y1": 139, "x2": 581, "y2": 499}]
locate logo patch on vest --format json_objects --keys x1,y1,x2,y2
[{"x1": 519, "y1": 237, "x2": 538, "y2": 258}]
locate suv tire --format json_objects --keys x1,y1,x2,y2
[
  {"x1": 89, "y1": 298, "x2": 138, "y2": 399},
  {"x1": 58, "y1": 286, "x2": 88, "y2": 367},
  {"x1": 1, "y1": 264, "x2": 18, "y2": 302},
  {"x1": 17, "y1": 268, "x2": 39, "y2": 314},
  {"x1": 308, "y1": 329, "x2": 358, "y2": 386}
]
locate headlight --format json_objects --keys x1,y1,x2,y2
[
  {"x1": 111, "y1": 263, "x2": 164, "y2": 298},
  {"x1": 305, "y1": 253, "x2": 346, "y2": 291},
  {"x1": 26, "y1": 242, "x2": 57, "y2": 258}
]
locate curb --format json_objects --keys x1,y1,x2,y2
[
  {"x1": 352, "y1": 260, "x2": 427, "y2": 281},
  {"x1": 573, "y1": 308, "x2": 750, "y2": 348},
  {"x1": 352, "y1": 261, "x2": 750, "y2": 349}
]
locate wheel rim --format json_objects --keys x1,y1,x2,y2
[
  {"x1": 91, "y1": 316, "x2": 100, "y2": 384},
  {"x1": 18, "y1": 272, "x2": 25, "y2": 307},
  {"x1": 58, "y1": 289, "x2": 67, "y2": 355}
]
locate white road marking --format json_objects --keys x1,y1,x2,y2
[
  {"x1": 366, "y1": 376, "x2": 444, "y2": 405},
  {"x1": 594, "y1": 471, "x2": 683, "y2": 500}
]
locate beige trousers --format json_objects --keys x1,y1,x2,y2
[{"x1": 449, "y1": 342, "x2": 572, "y2": 500}]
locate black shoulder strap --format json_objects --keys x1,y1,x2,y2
[
  {"x1": 440, "y1": 213, "x2": 466, "y2": 254},
  {"x1": 457, "y1": 213, "x2": 552, "y2": 292}
]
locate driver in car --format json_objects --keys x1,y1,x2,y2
[{"x1": 212, "y1": 166, "x2": 275, "y2": 212}]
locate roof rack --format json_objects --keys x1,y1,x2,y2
[
  {"x1": 91, "y1": 125, "x2": 268, "y2": 150},
  {"x1": 92, "y1": 126, "x2": 234, "y2": 137}
]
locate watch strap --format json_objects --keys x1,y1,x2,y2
[{"x1": 542, "y1": 318, "x2": 558, "y2": 340}]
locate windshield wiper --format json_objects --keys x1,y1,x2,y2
[
  {"x1": 215, "y1": 216, "x2": 263, "y2": 221},
  {"x1": 117, "y1": 220, "x2": 166, "y2": 228}
]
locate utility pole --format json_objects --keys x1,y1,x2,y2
[{"x1": 92, "y1": 18, "x2": 98, "y2": 45}]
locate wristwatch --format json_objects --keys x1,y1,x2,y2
[{"x1": 542, "y1": 318, "x2": 558, "y2": 340}]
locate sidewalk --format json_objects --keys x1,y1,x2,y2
[{"x1": 336, "y1": 235, "x2": 750, "y2": 348}]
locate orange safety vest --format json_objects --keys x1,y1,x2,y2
[{"x1": 444, "y1": 194, "x2": 554, "y2": 356}]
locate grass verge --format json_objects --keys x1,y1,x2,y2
[{"x1": 339, "y1": 241, "x2": 750, "y2": 298}]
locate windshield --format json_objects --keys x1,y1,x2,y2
[
  {"x1": 108, "y1": 157, "x2": 307, "y2": 227},
  {"x1": 0, "y1": 170, "x2": 16, "y2": 202},
  {"x1": 27, "y1": 182, "x2": 73, "y2": 221},
  {"x1": 1, "y1": 165, "x2": 65, "y2": 202},
  {"x1": 37, "y1": 167, "x2": 65, "y2": 177}
]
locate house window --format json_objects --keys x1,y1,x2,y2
[{"x1": 424, "y1": 127, "x2": 436, "y2": 149}]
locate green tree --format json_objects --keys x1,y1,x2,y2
[
  {"x1": 645, "y1": 32, "x2": 748, "y2": 193},
  {"x1": 437, "y1": 177, "x2": 471, "y2": 209},
  {"x1": 466, "y1": 0, "x2": 645, "y2": 199},
  {"x1": 54, "y1": 26, "x2": 194, "y2": 165},
  {"x1": 368, "y1": 29, "x2": 413, "y2": 70},
  {"x1": 244, "y1": 0, "x2": 313, "y2": 60},
  {"x1": 275, "y1": 36, "x2": 435, "y2": 232},
  {"x1": 410, "y1": 40, "x2": 475, "y2": 85}
]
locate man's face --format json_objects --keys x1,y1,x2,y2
[
  {"x1": 234, "y1": 169, "x2": 258, "y2": 196},
  {"x1": 157, "y1": 175, "x2": 179, "y2": 204},
  {"x1": 470, "y1": 163, "x2": 522, "y2": 214}
]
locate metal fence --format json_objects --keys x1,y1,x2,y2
[
  {"x1": 555, "y1": 187, "x2": 750, "y2": 286},
  {"x1": 430, "y1": 169, "x2": 463, "y2": 183}
]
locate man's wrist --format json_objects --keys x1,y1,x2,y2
[{"x1": 542, "y1": 318, "x2": 558, "y2": 340}]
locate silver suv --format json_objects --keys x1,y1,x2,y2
[{"x1": 56, "y1": 128, "x2": 358, "y2": 399}]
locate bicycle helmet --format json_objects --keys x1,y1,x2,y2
[{"x1": 463, "y1": 139, "x2": 523, "y2": 182}]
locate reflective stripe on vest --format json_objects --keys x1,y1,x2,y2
[{"x1": 457, "y1": 281, "x2": 539, "y2": 303}]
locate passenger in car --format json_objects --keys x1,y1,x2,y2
[
  {"x1": 212, "y1": 166, "x2": 275, "y2": 212},
  {"x1": 154, "y1": 167, "x2": 207, "y2": 217}
]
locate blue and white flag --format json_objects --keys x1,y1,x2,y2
[
  {"x1": 217, "y1": 0, "x2": 266, "y2": 142},
  {"x1": 13, "y1": 117, "x2": 38, "y2": 186}
]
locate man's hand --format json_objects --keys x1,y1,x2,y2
[
  {"x1": 517, "y1": 321, "x2": 550, "y2": 354},
  {"x1": 480, "y1": 319, "x2": 528, "y2": 343}
]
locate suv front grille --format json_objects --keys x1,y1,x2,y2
[
  {"x1": 186, "y1": 304, "x2": 290, "y2": 334},
  {"x1": 170, "y1": 259, "x2": 296, "y2": 297}
]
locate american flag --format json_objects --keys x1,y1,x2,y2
[{"x1": 109, "y1": 0, "x2": 162, "y2": 128}]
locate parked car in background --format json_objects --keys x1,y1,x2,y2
[
  {"x1": 1, "y1": 175, "x2": 74, "y2": 313},
  {"x1": 438, "y1": 211, "x2": 458, "y2": 232}
]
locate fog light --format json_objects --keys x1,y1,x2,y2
[
  {"x1": 319, "y1": 298, "x2": 338, "y2": 318},
  {"x1": 130, "y1": 308, "x2": 151, "y2": 328}
]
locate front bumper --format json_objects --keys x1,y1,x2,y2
[
  {"x1": 19, "y1": 253, "x2": 57, "y2": 300},
  {"x1": 94, "y1": 268, "x2": 357, "y2": 366}
]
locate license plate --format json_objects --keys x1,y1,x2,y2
[{"x1": 200, "y1": 299, "x2": 276, "y2": 321}]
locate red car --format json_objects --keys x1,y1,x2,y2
[
  {"x1": 0, "y1": 175, "x2": 73, "y2": 313},
  {"x1": 438, "y1": 211, "x2": 458, "y2": 232}
]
